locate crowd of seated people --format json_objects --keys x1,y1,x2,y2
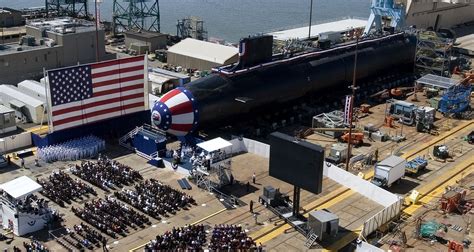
[
  {"x1": 72, "y1": 196, "x2": 150, "y2": 238},
  {"x1": 57, "y1": 223, "x2": 105, "y2": 251},
  {"x1": 71, "y1": 156, "x2": 142, "y2": 192},
  {"x1": 15, "y1": 195, "x2": 50, "y2": 215},
  {"x1": 114, "y1": 179, "x2": 195, "y2": 219},
  {"x1": 144, "y1": 224, "x2": 207, "y2": 251},
  {"x1": 37, "y1": 170, "x2": 97, "y2": 207},
  {"x1": 72, "y1": 223, "x2": 104, "y2": 248},
  {"x1": 209, "y1": 225, "x2": 257, "y2": 251},
  {"x1": 22, "y1": 240, "x2": 49, "y2": 252}
]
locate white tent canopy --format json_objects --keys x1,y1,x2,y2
[
  {"x1": 0, "y1": 176, "x2": 42, "y2": 199},
  {"x1": 197, "y1": 137, "x2": 232, "y2": 153}
]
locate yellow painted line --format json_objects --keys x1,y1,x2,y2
[
  {"x1": 251, "y1": 184, "x2": 354, "y2": 240},
  {"x1": 256, "y1": 224, "x2": 291, "y2": 244},
  {"x1": 128, "y1": 208, "x2": 227, "y2": 252},
  {"x1": 253, "y1": 169, "x2": 376, "y2": 244},
  {"x1": 256, "y1": 122, "x2": 472, "y2": 248},
  {"x1": 251, "y1": 186, "x2": 350, "y2": 241},
  {"x1": 325, "y1": 159, "x2": 474, "y2": 252},
  {"x1": 27, "y1": 125, "x2": 49, "y2": 134},
  {"x1": 301, "y1": 186, "x2": 352, "y2": 214},
  {"x1": 404, "y1": 160, "x2": 473, "y2": 215},
  {"x1": 191, "y1": 208, "x2": 227, "y2": 225},
  {"x1": 312, "y1": 190, "x2": 356, "y2": 211},
  {"x1": 400, "y1": 120, "x2": 473, "y2": 160},
  {"x1": 249, "y1": 222, "x2": 282, "y2": 240},
  {"x1": 255, "y1": 189, "x2": 356, "y2": 244},
  {"x1": 129, "y1": 242, "x2": 149, "y2": 252}
]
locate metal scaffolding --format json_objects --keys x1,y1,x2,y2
[
  {"x1": 176, "y1": 17, "x2": 208, "y2": 41},
  {"x1": 45, "y1": 0, "x2": 90, "y2": 19},
  {"x1": 194, "y1": 159, "x2": 232, "y2": 191},
  {"x1": 364, "y1": 0, "x2": 405, "y2": 34},
  {"x1": 311, "y1": 110, "x2": 346, "y2": 138},
  {"x1": 112, "y1": 0, "x2": 160, "y2": 35},
  {"x1": 415, "y1": 31, "x2": 453, "y2": 77}
]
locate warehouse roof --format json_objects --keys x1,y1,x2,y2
[
  {"x1": 27, "y1": 18, "x2": 99, "y2": 34},
  {"x1": 151, "y1": 68, "x2": 190, "y2": 79},
  {"x1": 149, "y1": 72, "x2": 172, "y2": 84},
  {"x1": 18, "y1": 80, "x2": 46, "y2": 96},
  {"x1": 124, "y1": 30, "x2": 167, "y2": 39},
  {"x1": 0, "y1": 43, "x2": 53, "y2": 56},
  {"x1": 168, "y1": 38, "x2": 238, "y2": 65},
  {"x1": 267, "y1": 18, "x2": 367, "y2": 41},
  {"x1": 0, "y1": 85, "x2": 45, "y2": 107},
  {"x1": 0, "y1": 104, "x2": 14, "y2": 114}
]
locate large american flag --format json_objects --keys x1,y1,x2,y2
[{"x1": 47, "y1": 56, "x2": 146, "y2": 132}]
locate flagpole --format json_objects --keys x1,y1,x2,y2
[
  {"x1": 43, "y1": 68, "x2": 53, "y2": 134},
  {"x1": 94, "y1": 0, "x2": 100, "y2": 62},
  {"x1": 144, "y1": 53, "x2": 149, "y2": 111}
]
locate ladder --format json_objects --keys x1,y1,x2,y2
[{"x1": 305, "y1": 232, "x2": 318, "y2": 248}]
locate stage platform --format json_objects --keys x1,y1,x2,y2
[{"x1": 162, "y1": 157, "x2": 194, "y2": 175}]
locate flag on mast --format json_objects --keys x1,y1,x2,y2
[{"x1": 46, "y1": 56, "x2": 146, "y2": 132}]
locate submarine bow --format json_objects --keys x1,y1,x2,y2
[{"x1": 152, "y1": 87, "x2": 199, "y2": 136}]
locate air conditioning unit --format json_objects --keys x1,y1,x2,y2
[{"x1": 45, "y1": 39, "x2": 56, "y2": 47}]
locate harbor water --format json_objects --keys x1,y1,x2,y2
[{"x1": 6, "y1": 0, "x2": 370, "y2": 42}]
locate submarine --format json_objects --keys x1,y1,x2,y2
[{"x1": 152, "y1": 32, "x2": 417, "y2": 136}]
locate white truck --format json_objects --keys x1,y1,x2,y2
[{"x1": 371, "y1": 155, "x2": 406, "y2": 188}]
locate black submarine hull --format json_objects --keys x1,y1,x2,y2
[{"x1": 152, "y1": 33, "x2": 417, "y2": 136}]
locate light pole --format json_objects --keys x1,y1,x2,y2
[
  {"x1": 345, "y1": 30, "x2": 360, "y2": 171},
  {"x1": 94, "y1": 0, "x2": 101, "y2": 62},
  {"x1": 308, "y1": 0, "x2": 314, "y2": 39}
]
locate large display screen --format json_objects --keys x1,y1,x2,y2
[{"x1": 269, "y1": 132, "x2": 324, "y2": 194}]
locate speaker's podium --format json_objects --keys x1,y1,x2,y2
[{"x1": 148, "y1": 157, "x2": 164, "y2": 167}]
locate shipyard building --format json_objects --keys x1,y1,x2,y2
[
  {"x1": 403, "y1": 0, "x2": 474, "y2": 30},
  {"x1": 167, "y1": 38, "x2": 238, "y2": 71},
  {"x1": 124, "y1": 30, "x2": 167, "y2": 54},
  {"x1": 0, "y1": 7, "x2": 23, "y2": 27},
  {"x1": 0, "y1": 18, "x2": 115, "y2": 84},
  {"x1": 0, "y1": 84, "x2": 47, "y2": 124}
]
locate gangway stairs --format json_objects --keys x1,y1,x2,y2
[
  {"x1": 136, "y1": 150, "x2": 158, "y2": 161},
  {"x1": 118, "y1": 125, "x2": 166, "y2": 161},
  {"x1": 119, "y1": 126, "x2": 143, "y2": 150},
  {"x1": 305, "y1": 232, "x2": 318, "y2": 248}
]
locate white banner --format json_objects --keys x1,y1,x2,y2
[{"x1": 344, "y1": 95, "x2": 352, "y2": 125}]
